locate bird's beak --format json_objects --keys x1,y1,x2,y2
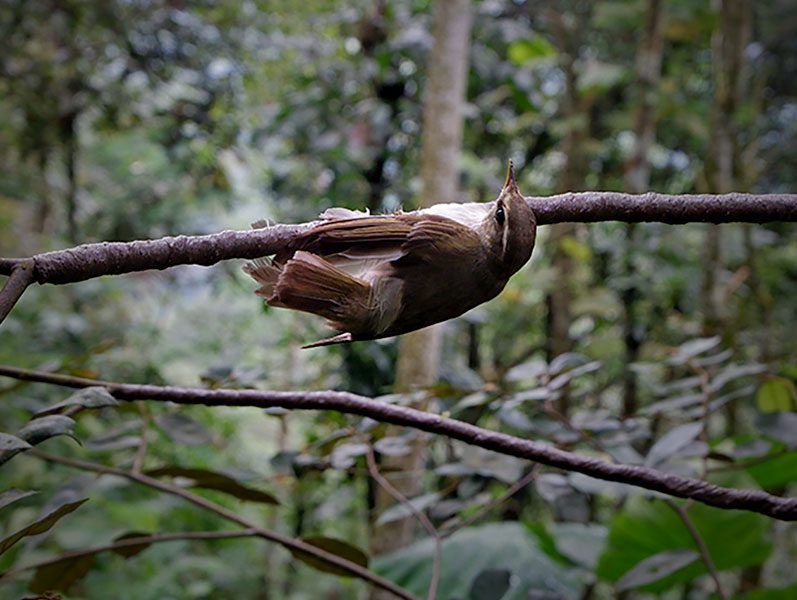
[{"x1": 499, "y1": 159, "x2": 522, "y2": 203}]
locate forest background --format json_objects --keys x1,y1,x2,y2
[{"x1": 1, "y1": 1, "x2": 796, "y2": 599}]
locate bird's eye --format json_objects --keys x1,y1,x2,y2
[{"x1": 495, "y1": 205, "x2": 505, "y2": 226}]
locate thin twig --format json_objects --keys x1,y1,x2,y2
[
  {"x1": 687, "y1": 358, "x2": 714, "y2": 481},
  {"x1": 707, "y1": 448, "x2": 787, "y2": 474},
  {"x1": 665, "y1": 500, "x2": 727, "y2": 600},
  {"x1": 0, "y1": 529, "x2": 258, "y2": 582},
  {"x1": 440, "y1": 466, "x2": 539, "y2": 539},
  {"x1": 543, "y1": 400, "x2": 612, "y2": 457},
  {"x1": 0, "y1": 259, "x2": 34, "y2": 324},
  {"x1": 0, "y1": 365, "x2": 795, "y2": 521},
  {"x1": 367, "y1": 446, "x2": 441, "y2": 600},
  {"x1": 132, "y1": 405, "x2": 151, "y2": 474},
  {"x1": 27, "y1": 449, "x2": 420, "y2": 600}
]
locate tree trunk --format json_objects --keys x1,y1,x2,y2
[
  {"x1": 702, "y1": 0, "x2": 751, "y2": 336},
  {"x1": 621, "y1": 0, "x2": 666, "y2": 417},
  {"x1": 61, "y1": 110, "x2": 80, "y2": 244},
  {"x1": 369, "y1": 0, "x2": 472, "y2": 577},
  {"x1": 546, "y1": 8, "x2": 590, "y2": 417}
]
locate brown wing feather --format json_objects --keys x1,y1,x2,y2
[
  {"x1": 398, "y1": 217, "x2": 483, "y2": 263},
  {"x1": 296, "y1": 213, "x2": 481, "y2": 261}
]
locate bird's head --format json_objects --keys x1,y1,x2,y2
[{"x1": 482, "y1": 161, "x2": 537, "y2": 276}]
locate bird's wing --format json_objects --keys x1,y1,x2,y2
[
  {"x1": 294, "y1": 216, "x2": 413, "y2": 280},
  {"x1": 398, "y1": 215, "x2": 483, "y2": 264},
  {"x1": 294, "y1": 213, "x2": 482, "y2": 278}
]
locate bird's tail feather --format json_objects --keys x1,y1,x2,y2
[{"x1": 272, "y1": 251, "x2": 371, "y2": 328}]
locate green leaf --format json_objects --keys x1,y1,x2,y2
[
  {"x1": 469, "y1": 568, "x2": 511, "y2": 600},
  {"x1": 746, "y1": 451, "x2": 797, "y2": 489},
  {"x1": 644, "y1": 422, "x2": 703, "y2": 467},
  {"x1": 0, "y1": 432, "x2": 32, "y2": 452},
  {"x1": 35, "y1": 386, "x2": 119, "y2": 417},
  {"x1": 596, "y1": 498, "x2": 771, "y2": 592},
  {"x1": 17, "y1": 415, "x2": 77, "y2": 446},
  {"x1": 30, "y1": 553, "x2": 95, "y2": 593},
  {"x1": 525, "y1": 522, "x2": 572, "y2": 566},
  {"x1": 144, "y1": 467, "x2": 279, "y2": 505},
  {"x1": 111, "y1": 531, "x2": 153, "y2": 558},
  {"x1": 548, "y1": 523, "x2": 607, "y2": 570},
  {"x1": 373, "y1": 436, "x2": 412, "y2": 457},
  {"x1": 375, "y1": 492, "x2": 440, "y2": 526},
  {"x1": 155, "y1": 413, "x2": 212, "y2": 446},
  {"x1": 373, "y1": 523, "x2": 579, "y2": 600},
  {"x1": 0, "y1": 488, "x2": 38, "y2": 511},
  {"x1": 616, "y1": 549, "x2": 699, "y2": 591},
  {"x1": 756, "y1": 378, "x2": 797, "y2": 412},
  {"x1": 507, "y1": 37, "x2": 557, "y2": 66},
  {"x1": 756, "y1": 413, "x2": 797, "y2": 448},
  {"x1": 290, "y1": 536, "x2": 369, "y2": 577},
  {"x1": 0, "y1": 433, "x2": 33, "y2": 465},
  {"x1": 668, "y1": 337, "x2": 721, "y2": 365},
  {"x1": 0, "y1": 498, "x2": 89, "y2": 556},
  {"x1": 737, "y1": 584, "x2": 797, "y2": 599}
]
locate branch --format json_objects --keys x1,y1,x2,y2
[
  {"x1": 367, "y1": 447, "x2": 441, "y2": 600},
  {"x1": 0, "y1": 193, "x2": 793, "y2": 324},
  {"x1": 24, "y1": 449, "x2": 419, "y2": 600},
  {"x1": 440, "y1": 466, "x2": 539, "y2": 538},
  {"x1": 0, "y1": 223, "x2": 311, "y2": 283},
  {"x1": 525, "y1": 192, "x2": 797, "y2": 224},
  {"x1": 666, "y1": 500, "x2": 727, "y2": 600},
  {"x1": 2, "y1": 365, "x2": 795, "y2": 521},
  {"x1": 0, "y1": 259, "x2": 34, "y2": 322},
  {"x1": 1, "y1": 194, "x2": 793, "y2": 287},
  {"x1": 0, "y1": 529, "x2": 258, "y2": 582}
]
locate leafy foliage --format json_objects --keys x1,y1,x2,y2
[{"x1": 1, "y1": 0, "x2": 796, "y2": 598}]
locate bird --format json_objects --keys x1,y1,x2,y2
[{"x1": 244, "y1": 162, "x2": 537, "y2": 348}]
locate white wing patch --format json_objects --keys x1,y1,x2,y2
[
  {"x1": 319, "y1": 207, "x2": 371, "y2": 220},
  {"x1": 420, "y1": 202, "x2": 491, "y2": 230}
]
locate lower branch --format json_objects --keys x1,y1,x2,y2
[
  {"x1": 367, "y1": 447, "x2": 441, "y2": 600},
  {"x1": 0, "y1": 529, "x2": 258, "y2": 583},
  {"x1": 666, "y1": 500, "x2": 727, "y2": 600},
  {"x1": 1, "y1": 365, "x2": 795, "y2": 521},
  {"x1": 25, "y1": 449, "x2": 420, "y2": 600}
]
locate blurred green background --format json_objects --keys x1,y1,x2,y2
[{"x1": 1, "y1": 1, "x2": 795, "y2": 599}]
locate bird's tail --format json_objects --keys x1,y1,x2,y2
[{"x1": 266, "y1": 251, "x2": 371, "y2": 330}]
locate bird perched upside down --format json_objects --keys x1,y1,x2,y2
[{"x1": 244, "y1": 163, "x2": 537, "y2": 348}]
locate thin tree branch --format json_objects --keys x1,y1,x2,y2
[
  {"x1": 24, "y1": 449, "x2": 420, "y2": 600},
  {"x1": 2, "y1": 365, "x2": 795, "y2": 521},
  {"x1": 0, "y1": 223, "x2": 312, "y2": 282},
  {"x1": 526, "y1": 192, "x2": 797, "y2": 224},
  {"x1": 666, "y1": 500, "x2": 727, "y2": 600},
  {"x1": 132, "y1": 405, "x2": 151, "y2": 474},
  {"x1": 0, "y1": 259, "x2": 34, "y2": 322},
  {"x1": 0, "y1": 194, "x2": 793, "y2": 288},
  {"x1": 367, "y1": 447, "x2": 441, "y2": 600},
  {"x1": 439, "y1": 466, "x2": 539, "y2": 538},
  {"x1": 1, "y1": 193, "x2": 793, "y2": 324},
  {"x1": 0, "y1": 529, "x2": 259, "y2": 582}
]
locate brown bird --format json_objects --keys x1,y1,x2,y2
[{"x1": 244, "y1": 163, "x2": 537, "y2": 348}]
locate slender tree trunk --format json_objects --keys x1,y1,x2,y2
[
  {"x1": 702, "y1": 0, "x2": 751, "y2": 335},
  {"x1": 546, "y1": 8, "x2": 590, "y2": 417},
  {"x1": 369, "y1": 0, "x2": 472, "y2": 577},
  {"x1": 61, "y1": 111, "x2": 80, "y2": 244},
  {"x1": 621, "y1": 0, "x2": 665, "y2": 417}
]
